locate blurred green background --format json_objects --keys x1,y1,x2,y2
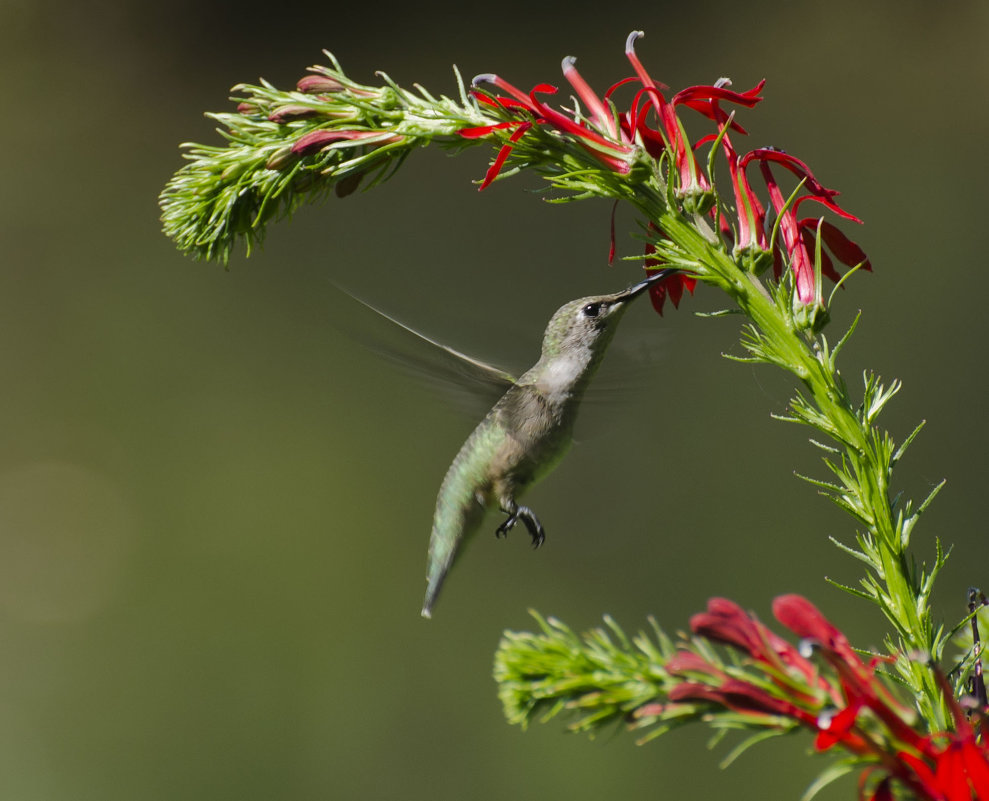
[{"x1": 2, "y1": 1, "x2": 987, "y2": 798}]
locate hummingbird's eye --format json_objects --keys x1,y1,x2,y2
[{"x1": 582, "y1": 302, "x2": 601, "y2": 318}]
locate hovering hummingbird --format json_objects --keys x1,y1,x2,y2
[{"x1": 418, "y1": 267, "x2": 680, "y2": 618}]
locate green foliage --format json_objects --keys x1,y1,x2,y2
[
  {"x1": 161, "y1": 42, "x2": 979, "y2": 797},
  {"x1": 494, "y1": 612, "x2": 800, "y2": 747},
  {"x1": 159, "y1": 54, "x2": 484, "y2": 262},
  {"x1": 495, "y1": 613, "x2": 676, "y2": 737}
]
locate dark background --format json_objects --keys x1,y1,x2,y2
[{"x1": 2, "y1": 1, "x2": 986, "y2": 799}]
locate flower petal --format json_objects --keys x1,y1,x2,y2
[{"x1": 478, "y1": 122, "x2": 532, "y2": 190}]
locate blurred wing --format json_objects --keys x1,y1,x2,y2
[
  {"x1": 571, "y1": 324, "x2": 675, "y2": 444},
  {"x1": 582, "y1": 326, "x2": 673, "y2": 403},
  {"x1": 335, "y1": 288, "x2": 518, "y2": 413}
]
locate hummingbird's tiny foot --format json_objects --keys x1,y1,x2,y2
[
  {"x1": 495, "y1": 514, "x2": 517, "y2": 539},
  {"x1": 515, "y1": 505, "x2": 545, "y2": 549},
  {"x1": 496, "y1": 503, "x2": 544, "y2": 546}
]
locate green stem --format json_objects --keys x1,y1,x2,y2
[{"x1": 648, "y1": 204, "x2": 946, "y2": 728}]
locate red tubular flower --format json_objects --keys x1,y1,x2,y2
[
  {"x1": 703, "y1": 91, "x2": 772, "y2": 279},
  {"x1": 461, "y1": 33, "x2": 867, "y2": 319},
  {"x1": 624, "y1": 35, "x2": 704, "y2": 210},
  {"x1": 771, "y1": 597, "x2": 989, "y2": 800},
  {"x1": 931, "y1": 737, "x2": 989, "y2": 800},
  {"x1": 644, "y1": 223, "x2": 696, "y2": 315},
  {"x1": 465, "y1": 32, "x2": 763, "y2": 203},
  {"x1": 731, "y1": 150, "x2": 770, "y2": 257},
  {"x1": 625, "y1": 31, "x2": 765, "y2": 213},
  {"x1": 678, "y1": 596, "x2": 989, "y2": 800},
  {"x1": 914, "y1": 673, "x2": 989, "y2": 800},
  {"x1": 669, "y1": 678, "x2": 812, "y2": 720},
  {"x1": 814, "y1": 700, "x2": 871, "y2": 754},
  {"x1": 892, "y1": 718, "x2": 989, "y2": 801},
  {"x1": 465, "y1": 121, "x2": 533, "y2": 191},
  {"x1": 773, "y1": 594, "x2": 924, "y2": 753},
  {"x1": 691, "y1": 596, "x2": 825, "y2": 692},
  {"x1": 772, "y1": 594, "x2": 857, "y2": 663},
  {"x1": 702, "y1": 67, "x2": 868, "y2": 305},
  {"x1": 561, "y1": 56, "x2": 619, "y2": 139},
  {"x1": 469, "y1": 71, "x2": 637, "y2": 179},
  {"x1": 744, "y1": 150, "x2": 869, "y2": 308},
  {"x1": 691, "y1": 596, "x2": 779, "y2": 656},
  {"x1": 665, "y1": 650, "x2": 729, "y2": 679}
]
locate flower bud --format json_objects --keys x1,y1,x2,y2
[
  {"x1": 220, "y1": 161, "x2": 248, "y2": 181},
  {"x1": 735, "y1": 246, "x2": 774, "y2": 276},
  {"x1": 334, "y1": 171, "x2": 364, "y2": 198},
  {"x1": 268, "y1": 105, "x2": 320, "y2": 123},
  {"x1": 297, "y1": 74, "x2": 344, "y2": 94},
  {"x1": 793, "y1": 300, "x2": 830, "y2": 334},
  {"x1": 265, "y1": 146, "x2": 294, "y2": 170},
  {"x1": 679, "y1": 187, "x2": 715, "y2": 216}
]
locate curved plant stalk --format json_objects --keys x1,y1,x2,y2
[{"x1": 160, "y1": 32, "x2": 980, "y2": 799}]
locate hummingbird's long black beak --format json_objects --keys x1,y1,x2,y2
[{"x1": 619, "y1": 267, "x2": 681, "y2": 301}]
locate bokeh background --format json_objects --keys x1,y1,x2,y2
[{"x1": 2, "y1": 1, "x2": 987, "y2": 799}]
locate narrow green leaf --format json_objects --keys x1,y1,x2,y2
[
  {"x1": 827, "y1": 311, "x2": 861, "y2": 368},
  {"x1": 800, "y1": 759, "x2": 858, "y2": 801},
  {"x1": 718, "y1": 728, "x2": 787, "y2": 769},
  {"x1": 892, "y1": 419, "x2": 927, "y2": 465},
  {"x1": 825, "y1": 576, "x2": 877, "y2": 601}
]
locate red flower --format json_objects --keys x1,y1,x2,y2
[
  {"x1": 749, "y1": 150, "x2": 870, "y2": 310},
  {"x1": 931, "y1": 736, "x2": 989, "y2": 800},
  {"x1": 691, "y1": 596, "x2": 831, "y2": 696},
  {"x1": 624, "y1": 31, "x2": 763, "y2": 213},
  {"x1": 703, "y1": 72, "x2": 871, "y2": 311},
  {"x1": 669, "y1": 678, "x2": 815, "y2": 722},
  {"x1": 772, "y1": 594, "x2": 859, "y2": 665},
  {"x1": 814, "y1": 700, "x2": 870, "y2": 754},
  {"x1": 461, "y1": 34, "x2": 868, "y2": 319},
  {"x1": 644, "y1": 223, "x2": 696, "y2": 315},
  {"x1": 724, "y1": 135, "x2": 770, "y2": 261},
  {"x1": 773, "y1": 595, "x2": 925, "y2": 755},
  {"x1": 681, "y1": 595, "x2": 989, "y2": 800},
  {"x1": 665, "y1": 650, "x2": 729, "y2": 681},
  {"x1": 467, "y1": 70, "x2": 637, "y2": 188},
  {"x1": 464, "y1": 31, "x2": 764, "y2": 204}
]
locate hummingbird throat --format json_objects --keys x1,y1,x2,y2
[{"x1": 535, "y1": 351, "x2": 594, "y2": 405}]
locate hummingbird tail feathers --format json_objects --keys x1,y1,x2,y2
[
  {"x1": 421, "y1": 527, "x2": 460, "y2": 619},
  {"x1": 421, "y1": 497, "x2": 486, "y2": 618}
]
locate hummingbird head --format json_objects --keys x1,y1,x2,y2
[
  {"x1": 540, "y1": 268, "x2": 679, "y2": 359},
  {"x1": 529, "y1": 269, "x2": 679, "y2": 400}
]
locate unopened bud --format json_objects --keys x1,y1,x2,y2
[
  {"x1": 292, "y1": 129, "x2": 349, "y2": 156},
  {"x1": 291, "y1": 129, "x2": 397, "y2": 156},
  {"x1": 265, "y1": 146, "x2": 294, "y2": 170},
  {"x1": 268, "y1": 105, "x2": 320, "y2": 123},
  {"x1": 736, "y1": 246, "x2": 774, "y2": 277},
  {"x1": 220, "y1": 161, "x2": 248, "y2": 181},
  {"x1": 334, "y1": 171, "x2": 364, "y2": 198},
  {"x1": 793, "y1": 301, "x2": 830, "y2": 334},
  {"x1": 679, "y1": 187, "x2": 716, "y2": 216},
  {"x1": 297, "y1": 74, "x2": 344, "y2": 94}
]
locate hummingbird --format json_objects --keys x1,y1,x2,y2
[{"x1": 420, "y1": 267, "x2": 679, "y2": 618}]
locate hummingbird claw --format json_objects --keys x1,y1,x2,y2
[
  {"x1": 495, "y1": 504, "x2": 546, "y2": 548},
  {"x1": 495, "y1": 514, "x2": 515, "y2": 539}
]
